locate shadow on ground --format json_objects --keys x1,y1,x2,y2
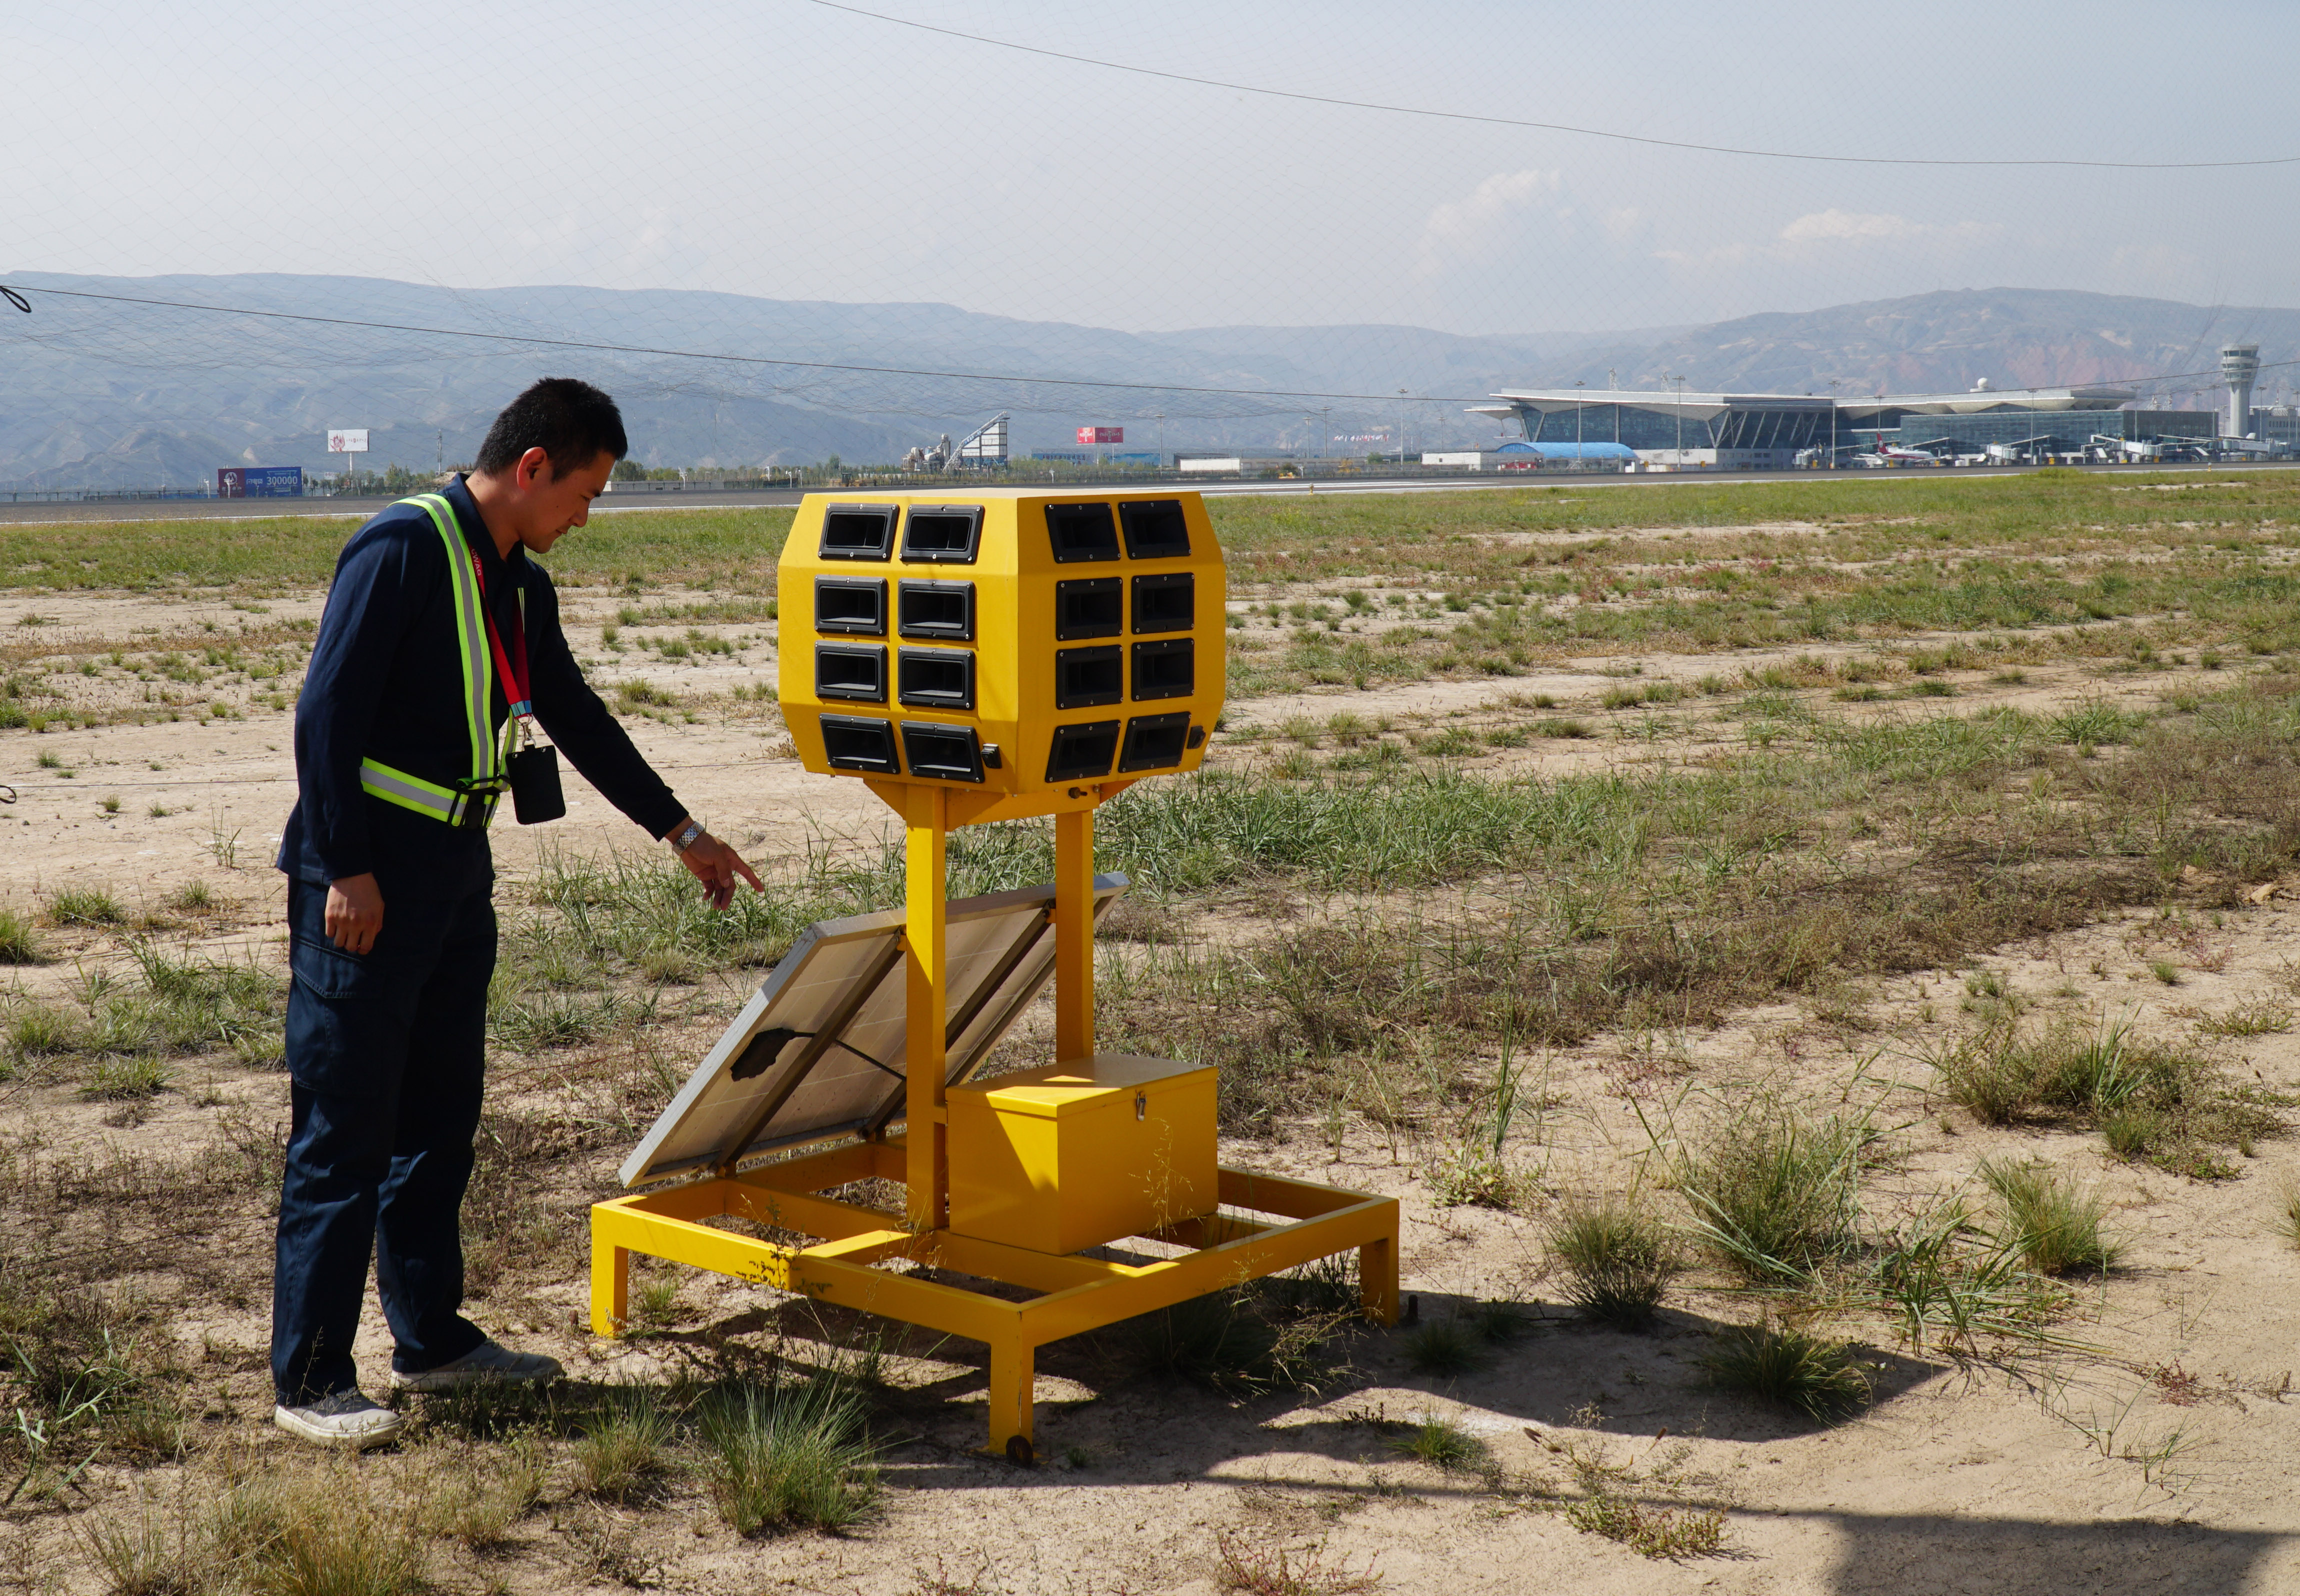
[
  {"x1": 1806, "y1": 1508, "x2": 2285, "y2": 1595},
  {"x1": 676, "y1": 1286, "x2": 1949, "y2": 1493}
]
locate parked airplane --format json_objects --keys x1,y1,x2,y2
[{"x1": 1854, "y1": 432, "x2": 1950, "y2": 468}]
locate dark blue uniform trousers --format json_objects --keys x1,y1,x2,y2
[{"x1": 272, "y1": 876, "x2": 496, "y2": 1404}]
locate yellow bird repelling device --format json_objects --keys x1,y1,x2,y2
[
  {"x1": 780, "y1": 490, "x2": 1224, "y2": 819},
  {"x1": 590, "y1": 490, "x2": 1399, "y2": 1464}
]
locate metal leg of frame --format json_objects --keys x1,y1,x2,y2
[
  {"x1": 1359, "y1": 1232, "x2": 1398, "y2": 1326},
  {"x1": 986, "y1": 1333, "x2": 1036, "y2": 1462},
  {"x1": 592, "y1": 1238, "x2": 630, "y2": 1338}
]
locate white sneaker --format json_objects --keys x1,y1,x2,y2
[
  {"x1": 391, "y1": 1338, "x2": 564, "y2": 1392},
  {"x1": 274, "y1": 1389, "x2": 406, "y2": 1449}
]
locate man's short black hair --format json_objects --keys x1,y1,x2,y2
[{"x1": 474, "y1": 378, "x2": 628, "y2": 478}]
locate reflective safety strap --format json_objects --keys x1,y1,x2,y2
[
  {"x1": 404, "y1": 494, "x2": 496, "y2": 787},
  {"x1": 354, "y1": 495, "x2": 503, "y2": 828},
  {"x1": 360, "y1": 758, "x2": 481, "y2": 826}
]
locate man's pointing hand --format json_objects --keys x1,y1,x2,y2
[{"x1": 670, "y1": 825, "x2": 764, "y2": 910}]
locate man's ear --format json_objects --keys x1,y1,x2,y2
[{"x1": 515, "y1": 446, "x2": 552, "y2": 490}]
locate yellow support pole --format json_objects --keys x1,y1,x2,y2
[
  {"x1": 1054, "y1": 806, "x2": 1094, "y2": 1062},
  {"x1": 906, "y1": 784, "x2": 949, "y2": 1233},
  {"x1": 987, "y1": 1328, "x2": 1036, "y2": 1460},
  {"x1": 590, "y1": 1234, "x2": 628, "y2": 1338},
  {"x1": 1358, "y1": 1232, "x2": 1400, "y2": 1325}
]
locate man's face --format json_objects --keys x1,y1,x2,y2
[{"x1": 516, "y1": 449, "x2": 616, "y2": 556}]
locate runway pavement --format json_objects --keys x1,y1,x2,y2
[{"x1": 4, "y1": 460, "x2": 2294, "y2": 526}]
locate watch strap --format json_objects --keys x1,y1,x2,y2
[{"x1": 670, "y1": 819, "x2": 704, "y2": 852}]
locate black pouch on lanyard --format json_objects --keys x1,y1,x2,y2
[
  {"x1": 508, "y1": 744, "x2": 565, "y2": 825},
  {"x1": 488, "y1": 578, "x2": 564, "y2": 826}
]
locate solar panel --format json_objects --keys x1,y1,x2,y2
[{"x1": 618, "y1": 874, "x2": 1131, "y2": 1188}]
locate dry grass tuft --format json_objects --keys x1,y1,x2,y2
[
  {"x1": 0, "y1": 908, "x2": 44, "y2": 966},
  {"x1": 1401, "y1": 1318, "x2": 1486, "y2": 1378},
  {"x1": 1214, "y1": 1530, "x2": 1383, "y2": 1595},
  {"x1": 1672, "y1": 1098, "x2": 1869, "y2": 1282},
  {"x1": 1546, "y1": 1196, "x2": 1678, "y2": 1330},
  {"x1": 1700, "y1": 1322, "x2": 1872, "y2": 1421},
  {"x1": 1385, "y1": 1412, "x2": 1488, "y2": 1470},
  {"x1": 210, "y1": 1466, "x2": 431, "y2": 1596},
  {"x1": 1979, "y1": 1158, "x2": 2120, "y2": 1276},
  {"x1": 1562, "y1": 1493, "x2": 1727, "y2": 1560},
  {"x1": 574, "y1": 1384, "x2": 678, "y2": 1502},
  {"x1": 698, "y1": 1376, "x2": 879, "y2": 1538},
  {"x1": 1930, "y1": 1014, "x2": 2284, "y2": 1178}
]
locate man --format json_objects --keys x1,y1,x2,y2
[{"x1": 272, "y1": 378, "x2": 762, "y2": 1447}]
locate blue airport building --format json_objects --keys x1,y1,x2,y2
[{"x1": 1470, "y1": 360, "x2": 2296, "y2": 468}]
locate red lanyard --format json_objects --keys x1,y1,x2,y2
[{"x1": 470, "y1": 552, "x2": 532, "y2": 719}]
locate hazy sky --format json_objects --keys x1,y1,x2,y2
[{"x1": 8, "y1": 0, "x2": 2298, "y2": 335}]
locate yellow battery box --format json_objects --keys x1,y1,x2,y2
[{"x1": 946, "y1": 1054, "x2": 1217, "y2": 1254}]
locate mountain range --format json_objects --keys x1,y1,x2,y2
[{"x1": 2, "y1": 273, "x2": 2288, "y2": 490}]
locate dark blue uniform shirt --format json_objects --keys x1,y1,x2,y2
[{"x1": 278, "y1": 474, "x2": 686, "y2": 898}]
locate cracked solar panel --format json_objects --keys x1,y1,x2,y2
[{"x1": 618, "y1": 874, "x2": 1130, "y2": 1188}]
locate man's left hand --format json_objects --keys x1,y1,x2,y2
[{"x1": 674, "y1": 828, "x2": 764, "y2": 910}]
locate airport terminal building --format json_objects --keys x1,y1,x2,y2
[{"x1": 1468, "y1": 366, "x2": 2296, "y2": 469}]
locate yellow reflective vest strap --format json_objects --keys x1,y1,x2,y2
[{"x1": 355, "y1": 494, "x2": 513, "y2": 828}]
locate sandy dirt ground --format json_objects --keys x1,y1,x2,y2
[{"x1": 8, "y1": 563, "x2": 2300, "y2": 1596}]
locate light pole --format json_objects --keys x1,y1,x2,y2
[
  {"x1": 1398, "y1": 389, "x2": 1410, "y2": 468},
  {"x1": 1574, "y1": 380, "x2": 1586, "y2": 464},
  {"x1": 1666, "y1": 374, "x2": 1686, "y2": 465}
]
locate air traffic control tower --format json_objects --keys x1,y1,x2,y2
[{"x1": 2223, "y1": 344, "x2": 2261, "y2": 439}]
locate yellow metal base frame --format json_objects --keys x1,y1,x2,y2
[{"x1": 590, "y1": 1138, "x2": 1399, "y2": 1456}]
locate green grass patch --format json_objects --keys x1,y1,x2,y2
[
  {"x1": 1978, "y1": 1157, "x2": 2120, "y2": 1276},
  {"x1": 574, "y1": 1384, "x2": 678, "y2": 1502},
  {"x1": 0, "y1": 505, "x2": 794, "y2": 592},
  {"x1": 0, "y1": 908, "x2": 44, "y2": 965},
  {"x1": 46, "y1": 887, "x2": 124, "y2": 927},
  {"x1": 1699, "y1": 1322, "x2": 1870, "y2": 1420},
  {"x1": 1401, "y1": 1318, "x2": 1485, "y2": 1378},
  {"x1": 1546, "y1": 1196, "x2": 1678, "y2": 1330},
  {"x1": 1386, "y1": 1412, "x2": 1488, "y2": 1470},
  {"x1": 1562, "y1": 1492, "x2": 1726, "y2": 1560},
  {"x1": 1930, "y1": 1014, "x2": 2284, "y2": 1178},
  {"x1": 1124, "y1": 1284, "x2": 1343, "y2": 1396},
  {"x1": 698, "y1": 1376, "x2": 879, "y2": 1536},
  {"x1": 1672, "y1": 1098, "x2": 1870, "y2": 1282}
]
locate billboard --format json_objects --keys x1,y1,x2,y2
[
  {"x1": 217, "y1": 466, "x2": 304, "y2": 498},
  {"x1": 1076, "y1": 426, "x2": 1124, "y2": 445},
  {"x1": 327, "y1": 428, "x2": 370, "y2": 454}
]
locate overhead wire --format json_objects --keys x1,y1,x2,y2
[
  {"x1": 0, "y1": 283, "x2": 1494, "y2": 405},
  {"x1": 802, "y1": 0, "x2": 2300, "y2": 171},
  {"x1": 6, "y1": 281, "x2": 2296, "y2": 408}
]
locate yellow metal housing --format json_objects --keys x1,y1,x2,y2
[
  {"x1": 778, "y1": 490, "x2": 1226, "y2": 823},
  {"x1": 947, "y1": 1054, "x2": 1217, "y2": 1255}
]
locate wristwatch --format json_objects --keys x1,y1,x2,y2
[{"x1": 669, "y1": 818, "x2": 705, "y2": 854}]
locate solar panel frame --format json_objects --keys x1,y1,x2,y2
[{"x1": 617, "y1": 874, "x2": 1130, "y2": 1188}]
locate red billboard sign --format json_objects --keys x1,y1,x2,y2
[{"x1": 1076, "y1": 426, "x2": 1124, "y2": 445}]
